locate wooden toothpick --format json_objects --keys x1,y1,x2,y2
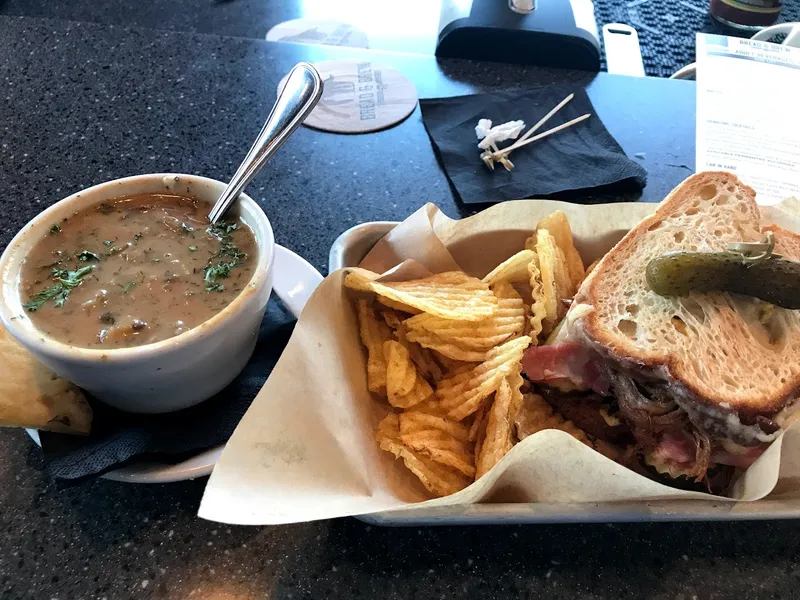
[
  {"x1": 490, "y1": 113, "x2": 591, "y2": 160},
  {"x1": 513, "y1": 93, "x2": 574, "y2": 150},
  {"x1": 478, "y1": 94, "x2": 582, "y2": 171}
]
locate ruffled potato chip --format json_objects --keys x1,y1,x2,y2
[
  {"x1": 507, "y1": 365, "x2": 525, "y2": 432},
  {"x1": 348, "y1": 271, "x2": 498, "y2": 322},
  {"x1": 412, "y1": 398, "x2": 450, "y2": 417},
  {"x1": 404, "y1": 282, "x2": 525, "y2": 353},
  {"x1": 345, "y1": 269, "x2": 378, "y2": 292},
  {"x1": 468, "y1": 397, "x2": 490, "y2": 442},
  {"x1": 384, "y1": 340, "x2": 417, "y2": 397},
  {"x1": 407, "y1": 318, "x2": 521, "y2": 351},
  {"x1": 382, "y1": 311, "x2": 443, "y2": 383},
  {"x1": 394, "y1": 379, "x2": 433, "y2": 410},
  {"x1": 536, "y1": 211, "x2": 585, "y2": 288},
  {"x1": 376, "y1": 414, "x2": 472, "y2": 498},
  {"x1": 405, "y1": 329, "x2": 489, "y2": 362},
  {"x1": 381, "y1": 309, "x2": 403, "y2": 331},
  {"x1": 400, "y1": 410, "x2": 471, "y2": 441},
  {"x1": 384, "y1": 340, "x2": 434, "y2": 409},
  {"x1": 514, "y1": 394, "x2": 622, "y2": 461},
  {"x1": 436, "y1": 336, "x2": 532, "y2": 421},
  {"x1": 431, "y1": 351, "x2": 471, "y2": 374},
  {"x1": 514, "y1": 393, "x2": 592, "y2": 444},
  {"x1": 473, "y1": 414, "x2": 488, "y2": 468},
  {"x1": 524, "y1": 234, "x2": 536, "y2": 252},
  {"x1": 358, "y1": 210, "x2": 591, "y2": 499},
  {"x1": 399, "y1": 411, "x2": 475, "y2": 477},
  {"x1": 356, "y1": 299, "x2": 393, "y2": 396},
  {"x1": 476, "y1": 377, "x2": 515, "y2": 479},
  {"x1": 482, "y1": 250, "x2": 538, "y2": 286},
  {"x1": 527, "y1": 258, "x2": 547, "y2": 341},
  {"x1": 536, "y1": 228, "x2": 572, "y2": 328},
  {"x1": 377, "y1": 295, "x2": 421, "y2": 314}
]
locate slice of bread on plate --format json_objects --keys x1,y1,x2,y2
[{"x1": 0, "y1": 324, "x2": 92, "y2": 434}]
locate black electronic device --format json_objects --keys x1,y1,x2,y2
[{"x1": 436, "y1": 0, "x2": 601, "y2": 71}]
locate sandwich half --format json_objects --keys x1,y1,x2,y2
[{"x1": 522, "y1": 171, "x2": 800, "y2": 487}]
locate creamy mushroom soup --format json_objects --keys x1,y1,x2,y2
[{"x1": 19, "y1": 194, "x2": 257, "y2": 348}]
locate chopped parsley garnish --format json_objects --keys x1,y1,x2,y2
[
  {"x1": 133, "y1": 232, "x2": 143, "y2": 242},
  {"x1": 188, "y1": 245, "x2": 197, "y2": 252},
  {"x1": 209, "y1": 222, "x2": 238, "y2": 237},
  {"x1": 77, "y1": 250, "x2": 101, "y2": 262},
  {"x1": 204, "y1": 221, "x2": 245, "y2": 292},
  {"x1": 203, "y1": 260, "x2": 238, "y2": 291},
  {"x1": 23, "y1": 265, "x2": 94, "y2": 311},
  {"x1": 120, "y1": 281, "x2": 136, "y2": 294},
  {"x1": 49, "y1": 224, "x2": 61, "y2": 235},
  {"x1": 103, "y1": 240, "x2": 115, "y2": 248}
]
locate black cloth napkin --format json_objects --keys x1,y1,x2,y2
[
  {"x1": 38, "y1": 294, "x2": 295, "y2": 483},
  {"x1": 420, "y1": 86, "x2": 647, "y2": 205}
]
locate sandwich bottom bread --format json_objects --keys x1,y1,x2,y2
[{"x1": 523, "y1": 171, "x2": 800, "y2": 492}]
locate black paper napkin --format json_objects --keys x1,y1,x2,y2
[
  {"x1": 37, "y1": 294, "x2": 296, "y2": 483},
  {"x1": 420, "y1": 86, "x2": 647, "y2": 205}
]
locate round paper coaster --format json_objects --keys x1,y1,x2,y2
[
  {"x1": 266, "y1": 19, "x2": 369, "y2": 49},
  {"x1": 278, "y1": 59, "x2": 419, "y2": 134}
]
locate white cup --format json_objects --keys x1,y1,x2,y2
[
  {"x1": 751, "y1": 21, "x2": 800, "y2": 47},
  {"x1": 0, "y1": 173, "x2": 317, "y2": 414}
]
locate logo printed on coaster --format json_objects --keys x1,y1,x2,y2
[
  {"x1": 266, "y1": 19, "x2": 369, "y2": 49},
  {"x1": 278, "y1": 59, "x2": 419, "y2": 134}
]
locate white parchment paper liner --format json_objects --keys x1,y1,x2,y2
[{"x1": 200, "y1": 199, "x2": 800, "y2": 525}]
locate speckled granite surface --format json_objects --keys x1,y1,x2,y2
[
  {"x1": 2, "y1": 14, "x2": 794, "y2": 600},
  {"x1": 0, "y1": 0, "x2": 297, "y2": 40},
  {"x1": 4, "y1": 0, "x2": 797, "y2": 77},
  {"x1": 5, "y1": 434, "x2": 800, "y2": 599},
  {"x1": 0, "y1": 15, "x2": 694, "y2": 267}
]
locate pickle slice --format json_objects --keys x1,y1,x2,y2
[{"x1": 646, "y1": 252, "x2": 800, "y2": 310}]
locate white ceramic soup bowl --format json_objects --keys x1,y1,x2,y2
[{"x1": 0, "y1": 174, "x2": 274, "y2": 413}]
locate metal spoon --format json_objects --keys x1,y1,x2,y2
[{"x1": 208, "y1": 62, "x2": 323, "y2": 223}]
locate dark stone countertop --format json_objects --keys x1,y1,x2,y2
[
  {"x1": 0, "y1": 15, "x2": 695, "y2": 268},
  {"x1": 2, "y1": 14, "x2": 798, "y2": 600},
  {"x1": 7, "y1": 0, "x2": 798, "y2": 77},
  {"x1": 0, "y1": 0, "x2": 298, "y2": 40}
]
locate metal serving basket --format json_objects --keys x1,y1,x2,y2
[{"x1": 328, "y1": 222, "x2": 800, "y2": 526}]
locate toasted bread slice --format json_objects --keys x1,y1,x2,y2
[
  {"x1": 0, "y1": 324, "x2": 92, "y2": 434},
  {"x1": 574, "y1": 172, "x2": 800, "y2": 416}
]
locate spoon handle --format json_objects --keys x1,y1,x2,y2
[{"x1": 209, "y1": 62, "x2": 323, "y2": 223}]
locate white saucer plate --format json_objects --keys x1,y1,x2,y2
[{"x1": 27, "y1": 244, "x2": 323, "y2": 483}]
